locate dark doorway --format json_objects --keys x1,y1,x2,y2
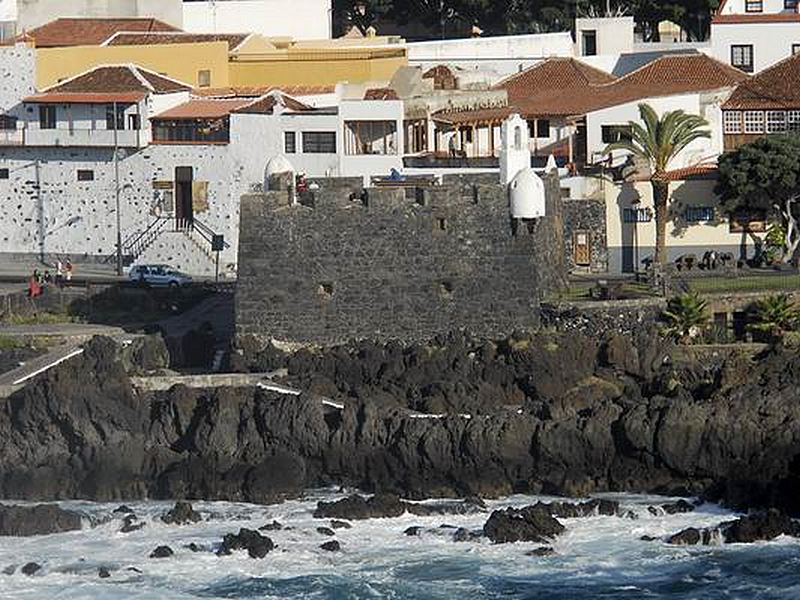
[
  {"x1": 582, "y1": 31, "x2": 597, "y2": 56},
  {"x1": 175, "y1": 166, "x2": 193, "y2": 230},
  {"x1": 621, "y1": 245, "x2": 634, "y2": 273}
]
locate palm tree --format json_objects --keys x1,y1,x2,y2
[
  {"x1": 661, "y1": 292, "x2": 709, "y2": 343},
  {"x1": 748, "y1": 294, "x2": 800, "y2": 343},
  {"x1": 604, "y1": 103, "x2": 710, "y2": 266}
]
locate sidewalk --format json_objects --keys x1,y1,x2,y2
[{"x1": 0, "y1": 261, "x2": 124, "y2": 285}]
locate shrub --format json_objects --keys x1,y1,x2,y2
[{"x1": 661, "y1": 292, "x2": 709, "y2": 343}]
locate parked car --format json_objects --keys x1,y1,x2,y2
[{"x1": 128, "y1": 264, "x2": 192, "y2": 288}]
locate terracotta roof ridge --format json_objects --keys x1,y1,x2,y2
[
  {"x1": 38, "y1": 62, "x2": 133, "y2": 92},
  {"x1": 130, "y1": 64, "x2": 194, "y2": 92}
]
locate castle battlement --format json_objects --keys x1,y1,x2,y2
[{"x1": 236, "y1": 172, "x2": 565, "y2": 346}]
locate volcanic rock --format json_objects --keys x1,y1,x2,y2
[
  {"x1": 0, "y1": 504, "x2": 82, "y2": 536},
  {"x1": 161, "y1": 501, "x2": 201, "y2": 525},
  {"x1": 330, "y1": 520, "x2": 351, "y2": 529},
  {"x1": 320, "y1": 540, "x2": 341, "y2": 552},
  {"x1": 98, "y1": 567, "x2": 111, "y2": 578},
  {"x1": 404, "y1": 526, "x2": 422, "y2": 536},
  {"x1": 21, "y1": 562, "x2": 41, "y2": 575},
  {"x1": 316, "y1": 526, "x2": 335, "y2": 536},
  {"x1": 217, "y1": 528, "x2": 274, "y2": 559},
  {"x1": 483, "y1": 507, "x2": 565, "y2": 544},
  {"x1": 149, "y1": 545, "x2": 174, "y2": 558},
  {"x1": 120, "y1": 514, "x2": 145, "y2": 533},
  {"x1": 113, "y1": 505, "x2": 134, "y2": 514},
  {"x1": 259, "y1": 520, "x2": 283, "y2": 531},
  {"x1": 526, "y1": 546, "x2": 555, "y2": 556}
]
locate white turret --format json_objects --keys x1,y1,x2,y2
[{"x1": 509, "y1": 168, "x2": 546, "y2": 219}]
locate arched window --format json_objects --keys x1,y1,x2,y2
[{"x1": 514, "y1": 126, "x2": 522, "y2": 150}]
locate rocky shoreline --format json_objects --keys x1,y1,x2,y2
[{"x1": 0, "y1": 330, "x2": 798, "y2": 520}]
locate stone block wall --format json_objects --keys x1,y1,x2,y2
[
  {"x1": 562, "y1": 198, "x2": 608, "y2": 273},
  {"x1": 236, "y1": 173, "x2": 565, "y2": 345},
  {"x1": 0, "y1": 46, "x2": 34, "y2": 112}
]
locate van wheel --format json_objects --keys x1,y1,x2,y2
[{"x1": 169, "y1": 281, "x2": 179, "y2": 289}]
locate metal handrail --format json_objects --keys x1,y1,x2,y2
[
  {"x1": 191, "y1": 218, "x2": 230, "y2": 249},
  {"x1": 103, "y1": 216, "x2": 169, "y2": 264}
]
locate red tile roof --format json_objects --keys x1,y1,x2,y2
[
  {"x1": 151, "y1": 98, "x2": 253, "y2": 120},
  {"x1": 713, "y1": 12, "x2": 800, "y2": 24},
  {"x1": 24, "y1": 17, "x2": 179, "y2": 48},
  {"x1": 233, "y1": 92, "x2": 313, "y2": 114},
  {"x1": 364, "y1": 87, "x2": 399, "y2": 100},
  {"x1": 436, "y1": 54, "x2": 747, "y2": 124},
  {"x1": 40, "y1": 65, "x2": 192, "y2": 95},
  {"x1": 105, "y1": 32, "x2": 250, "y2": 51},
  {"x1": 193, "y1": 85, "x2": 336, "y2": 98},
  {"x1": 495, "y1": 58, "x2": 617, "y2": 105},
  {"x1": 723, "y1": 52, "x2": 800, "y2": 109},
  {"x1": 630, "y1": 164, "x2": 718, "y2": 182},
  {"x1": 24, "y1": 91, "x2": 147, "y2": 104}
]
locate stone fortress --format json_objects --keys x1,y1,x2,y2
[{"x1": 236, "y1": 116, "x2": 567, "y2": 345}]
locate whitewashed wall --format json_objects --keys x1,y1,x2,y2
[
  {"x1": 406, "y1": 32, "x2": 574, "y2": 77},
  {"x1": 182, "y1": 0, "x2": 331, "y2": 40},
  {"x1": 711, "y1": 22, "x2": 800, "y2": 73},
  {"x1": 585, "y1": 92, "x2": 725, "y2": 169},
  {"x1": 0, "y1": 46, "x2": 34, "y2": 113}
]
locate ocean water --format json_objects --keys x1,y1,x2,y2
[{"x1": 0, "y1": 492, "x2": 798, "y2": 600}]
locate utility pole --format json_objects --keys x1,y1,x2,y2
[
  {"x1": 113, "y1": 101, "x2": 123, "y2": 276},
  {"x1": 35, "y1": 159, "x2": 43, "y2": 264}
]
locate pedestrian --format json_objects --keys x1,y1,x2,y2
[
  {"x1": 33, "y1": 269, "x2": 41, "y2": 283},
  {"x1": 43, "y1": 270, "x2": 52, "y2": 284},
  {"x1": 65, "y1": 258, "x2": 73, "y2": 283},
  {"x1": 28, "y1": 274, "x2": 41, "y2": 298},
  {"x1": 448, "y1": 134, "x2": 457, "y2": 158}
]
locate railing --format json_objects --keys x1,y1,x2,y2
[
  {"x1": 104, "y1": 216, "x2": 169, "y2": 265},
  {"x1": 191, "y1": 218, "x2": 230, "y2": 249},
  {"x1": 24, "y1": 128, "x2": 143, "y2": 148}
]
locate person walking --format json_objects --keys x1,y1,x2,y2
[{"x1": 65, "y1": 258, "x2": 73, "y2": 283}]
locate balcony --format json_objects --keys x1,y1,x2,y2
[{"x1": 23, "y1": 128, "x2": 145, "y2": 148}]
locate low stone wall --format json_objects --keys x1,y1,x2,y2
[{"x1": 540, "y1": 298, "x2": 665, "y2": 338}]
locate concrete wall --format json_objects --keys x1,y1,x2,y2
[
  {"x1": 182, "y1": 0, "x2": 331, "y2": 40},
  {"x1": 711, "y1": 22, "x2": 800, "y2": 73},
  {"x1": 35, "y1": 42, "x2": 229, "y2": 89},
  {"x1": 0, "y1": 45, "x2": 34, "y2": 112},
  {"x1": 15, "y1": 0, "x2": 183, "y2": 30},
  {"x1": 235, "y1": 173, "x2": 565, "y2": 345},
  {"x1": 604, "y1": 178, "x2": 756, "y2": 273},
  {"x1": 406, "y1": 32, "x2": 573, "y2": 77}
]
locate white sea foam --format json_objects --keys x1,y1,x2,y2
[{"x1": 0, "y1": 492, "x2": 797, "y2": 599}]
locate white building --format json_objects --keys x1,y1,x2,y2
[
  {"x1": 182, "y1": 0, "x2": 331, "y2": 40},
  {"x1": 405, "y1": 32, "x2": 574, "y2": 78},
  {"x1": 711, "y1": 0, "x2": 800, "y2": 73},
  {"x1": 3, "y1": 0, "x2": 183, "y2": 33},
  {"x1": 0, "y1": 58, "x2": 403, "y2": 275}
]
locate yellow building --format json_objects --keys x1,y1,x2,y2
[
  {"x1": 36, "y1": 41, "x2": 231, "y2": 89},
  {"x1": 229, "y1": 46, "x2": 407, "y2": 87}
]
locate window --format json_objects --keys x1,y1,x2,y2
[
  {"x1": 0, "y1": 115, "x2": 16, "y2": 130},
  {"x1": 744, "y1": 110, "x2": 765, "y2": 134},
  {"x1": 793, "y1": 44, "x2": 800, "y2": 56},
  {"x1": 343, "y1": 121, "x2": 397, "y2": 155},
  {"x1": 785, "y1": 0, "x2": 798, "y2": 9},
  {"x1": 284, "y1": 131, "x2": 296, "y2": 153},
  {"x1": 685, "y1": 206, "x2": 715, "y2": 222},
  {"x1": 582, "y1": 30, "x2": 597, "y2": 56},
  {"x1": 128, "y1": 114, "x2": 141, "y2": 130},
  {"x1": 731, "y1": 45, "x2": 754, "y2": 72},
  {"x1": 601, "y1": 124, "x2": 632, "y2": 144},
  {"x1": 745, "y1": 0, "x2": 763, "y2": 11},
  {"x1": 536, "y1": 119, "x2": 551, "y2": 138},
  {"x1": 623, "y1": 208, "x2": 652, "y2": 223},
  {"x1": 105, "y1": 104, "x2": 125, "y2": 130},
  {"x1": 152, "y1": 118, "x2": 231, "y2": 144},
  {"x1": 723, "y1": 111, "x2": 742, "y2": 134},
  {"x1": 788, "y1": 111, "x2": 800, "y2": 132},
  {"x1": 302, "y1": 131, "x2": 336, "y2": 153},
  {"x1": 77, "y1": 169, "x2": 94, "y2": 181},
  {"x1": 0, "y1": 168, "x2": 8, "y2": 179},
  {"x1": 197, "y1": 69, "x2": 211, "y2": 88},
  {"x1": 39, "y1": 105, "x2": 56, "y2": 129},
  {"x1": 767, "y1": 110, "x2": 787, "y2": 133}
]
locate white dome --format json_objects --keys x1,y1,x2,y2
[
  {"x1": 509, "y1": 168, "x2": 546, "y2": 219},
  {"x1": 265, "y1": 154, "x2": 295, "y2": 177}
]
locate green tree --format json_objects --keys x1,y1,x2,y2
[
  {"x1": 661, "y1": 291, "x2": 709, "y2": 343},
  {"x1": 333, "y1": 0, "x2": 395, "y2": 35},
  {"x1": 748, "y1": 294, "x2": 800, "y2": 343},
  {"x1": 716, "y1": 135, "x2": 800, "y2": 264},
  {"x1": 604, "y1": 103, "x2": 710, "y2": 266}
]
